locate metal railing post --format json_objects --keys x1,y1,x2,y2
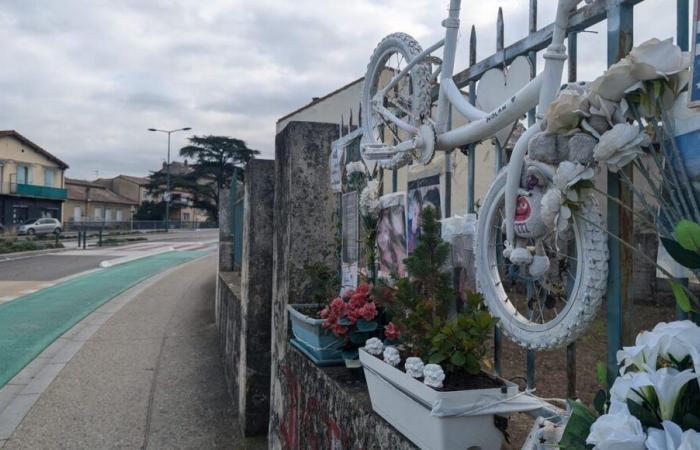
[{"x1": 606, "y1": 0, "x2": 635, "y2": 386}]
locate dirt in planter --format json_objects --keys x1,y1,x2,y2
[
  {"x1": 372, "y1": 351, "x2": 504, "y2": 391},
  {"x1": 292, "y1": 304, "x2": 324, "y2": 318}
]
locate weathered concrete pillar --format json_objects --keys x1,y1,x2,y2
[
  {"x1": 238, "y1": 159, "x2": 275, "y2": 435},
  {"x1": 268, "y1": 121, "x2": 339, "y2": 449}
]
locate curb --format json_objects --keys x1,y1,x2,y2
[{"x1": 0, "y1": 247, "x2": 71, "y2": 262}]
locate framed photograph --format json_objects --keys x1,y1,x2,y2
[
  {"x1": 376, "y1": 192, "x2": 407, "y2": 280},
  {"x1": 689, "y1": 0, "x2": 700, "y2": 107},
  {"x1": 406, "y1": 175, "x2": 442, "y2": 254}
]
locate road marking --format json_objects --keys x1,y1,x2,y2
[{"x1": 0, "y1": 254, "x2": 211, "y2": 443}]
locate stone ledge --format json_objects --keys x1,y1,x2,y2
[{"x1": 270, "y1": 345, "x2": 417, "y2": 449}]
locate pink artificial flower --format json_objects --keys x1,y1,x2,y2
[
  {"x1": 330, "y1": 297, "x2": 345, "y2": 311},
  {"x1": 332, "y1": 324, "x2": 348, "y2": 337},
  {"x1": 360, "y1": 302, "x2": 377, "y2": 321},
  {"x1": 355, "y1": 283, "x2": 371, "y2": 295},
  {"x1": 384, "y1": 322, "x2": 401, "y2": 340},
  {"x1": 319, "y1": 307, "x2": 329, "y2": 319},
  {"x1": 349, "y1": 294, "x2": 366, "y2": 310}
]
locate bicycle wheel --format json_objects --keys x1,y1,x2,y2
[
  {"x1": 474, "y1": 170, "x2": 608, "y2": 350},
  {"x1": 362, "y1": 33, "x2": 433, "y2": 168}
]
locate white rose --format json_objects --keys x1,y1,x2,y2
[
  {"x1": 586, "y1": 412, "x2": 646, "y2": 450},
  {"x1": 423, "y1": 363, "x2": 446, "y2": 389},
  {"x1": 383, "y1": 346, "x2": 401, "y2": 366},
  {"x1": 364, "y1": 337, "x2": 384, "y2": 356},
  {"x1": 545, "y1": 89, "x2": 588, "y2": 133},
  {"x1": 593, "y1": 123, "x2": 650, "y2": 172},
  {"x1": 360, "y1": 179, "x2": 380, "y2": 216},
  {"x1": 404, "y1": 357, "x2": 425, "y2": 378},
  {"x1": 553, "y1": 161, "x2": 596, "y2": 192},
  {"x1": 628, "y1": 38, "x2": 690, "y2": 81}
]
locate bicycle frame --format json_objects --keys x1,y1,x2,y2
[{"x1": 372, "y1": 0, "x2": 581, "y2": 249}]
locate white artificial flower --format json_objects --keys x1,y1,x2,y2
[
  {"x1": 652, "y1": 321, "x2": 700, "y2": 364},
  {"x1": 679, "y1": 429, "x2": 700, "y2": 450},
  {"x1": 646, "y1": 421, "x2": 684, "y2": 450},
  {"x1": 631, "y1": 368, "x2": 697, "y2": 420},
  {"x1": 404, "y1": 357, "x2": 425, "y2": 378},
  {"x1": 586, "y1": 412, "x2": 646, "y2": 450},
  {"x1": 553, "y1": 161, "x2": 596, "y2": 192},
  {"x1": 345, "y1": 161, "x2": 366, "y2": 176},
  {"x1": 359, "y1": 179, "x2": 380, "y2": 216},
  {"x1": 593, "y1": 123, "x2": 650, "y2": 172},
  {"x1": 383, "y1": 346, "x2": 401, "y2": 367},
  {"x1": 608, "y1": 374, "x2": 646, "y2": 415},
  {"x1": 589, "y1": 59, "x2": 638, "y2": 101},
  {"x1": 545, "y1": 89, "x2": 588, "y2": 133},
  {"x1": 540, "y1": 188, "x2": 563, "y2": 231},
  {"x1": 627, "y1": 38, "x2": 690, "y2": 81},
  {"x1": 423, "y1": 363, "x2": 446, "y2": 389},
  {"x1": 364, "y1": 337, "x2": 384, "y2": 356}
]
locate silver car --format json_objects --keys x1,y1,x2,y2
[{"x1": 17, "y1": 218, "x2": 62, "y2": 235}]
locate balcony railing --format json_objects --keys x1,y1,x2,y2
[{"x1": 10, "y1": 183, "x2": 68, "y2": 200}]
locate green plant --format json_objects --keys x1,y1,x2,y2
[
  {"x1": 379, "y1": 206, "x2": 496, "y2": 375},
  {"x1": 659, "y1": 219, "x2": 700, "y2": 313},
  {"x1": 302, "y1": 262, "x2": 341, "y2": 311},
  {"x1": 362, "y1": 213, "x2": 378, "y2": 284}
]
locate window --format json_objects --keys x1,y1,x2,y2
[
  {"x1": 116, "y1": 209, "x2": 123, "y2": 221},
  {"x1": 105, "y1": 208, "x2": 112, "y2": 222},
  {"x1": 16, "y1": 165, "x2": 32, "y2": 185},
  {"x1": 73, "y1": 207, "x2": 81, "y2": 222},
  {"x1": 44, "y1": 168, "x2": 55, "y2": 187},
  {"x1": 94, "y1": 207, "x2": 102, "y2": 220}
]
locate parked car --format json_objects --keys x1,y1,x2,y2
[{"x1": 17, "y1": 218, "x2": 62, "y2": 235}]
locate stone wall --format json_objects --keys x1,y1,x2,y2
[
  {"x1": 239, "y1": 159, "x2": 275, "y2": 435},
  {"x1": 269, "y1": 121, "x2": 342, "y2": 449},
  {"x1": 217, "y1": 160, "x2": 275, "y2": 437},
  {"x1": 275, "y1": 347, "x2": 417, "y2": 450}
]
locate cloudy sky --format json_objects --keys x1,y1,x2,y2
[{"x1": 0, "y1": 0, "x2": 680, "y2": 179}]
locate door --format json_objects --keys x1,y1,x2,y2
[
  {"x1": 38, "y1": 218, "x2": 53, "y2": 233},
  {"x1": 74, "y1": 206, "x2": 81, "y2": 222}
]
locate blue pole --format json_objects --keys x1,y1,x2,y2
[{"x1": 606, "y1": 0, "x2": 634, "y2": 386}]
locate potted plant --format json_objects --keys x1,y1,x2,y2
[
  {"x1": 319, "y1": 282, "x2": 397, "y2": 374},
  {"x1": 287, "y1": 263, "x2": 344, "y2": 366},
  {"x1": 360, "y1": 207, "x2": 518, "y2": 450}
]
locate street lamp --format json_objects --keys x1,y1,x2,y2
[{"x1": 148, "y1": 127, "x2": 192, "y2": 232}]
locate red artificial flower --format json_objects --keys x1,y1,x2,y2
[
  {"x1": 330, "y1": 297, "x2": 345, "y2": 312},
  {"x1": 349, "y1": 293, "x2": 367, "y2": 310},
  {"x1": 359, "y1": 302, "x2": 377, "y2": 321},
  {"x1": 332, "y1": 324, "x2": 348, "y2": 337},
  {"x1": 384, "y1": 322, "x2": 401, "y2": 340},
  {"x1": 356, "y1": 283, "x2": 371, "y2": 295},
  {"x1": 319, "y1": 307, "x2": 329, "y2": 319}
]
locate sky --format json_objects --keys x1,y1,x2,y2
[{"x1": 0, "y1": 0, "x2": 681, "y2": 179}]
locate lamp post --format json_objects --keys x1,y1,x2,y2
[{"x1": 148, "y1": 127, "x2": 191, "y2": 232}]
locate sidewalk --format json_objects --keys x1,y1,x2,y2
[{"x1": 1, "y1": 255, "x2": 266, "y2": 449}]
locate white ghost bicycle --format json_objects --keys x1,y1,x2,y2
[{"x1": 361, "y1": 0, "x2": 607, "y2": 350}]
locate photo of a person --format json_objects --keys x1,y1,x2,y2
[
  {"x1": 407, "y1": 175, "x2": 442, "y2": 254},
  {"x1": 376, "y1": 193, "x2": 407, "y2": 279}
]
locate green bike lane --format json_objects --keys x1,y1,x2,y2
[{"x1": 0, "y1": 250, "x2": 208, "y2": 388}]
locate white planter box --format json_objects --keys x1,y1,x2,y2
[{"x1": 360, "y1": 349, "x2": 518, "y2": 450}]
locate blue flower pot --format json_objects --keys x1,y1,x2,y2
[{"x1": 287, "y1": 304, "x2": 344, "y2": 366}]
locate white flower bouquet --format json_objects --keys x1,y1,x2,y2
[{"x1": 560, "y1": 320, "x2": 700, "y2": 449}]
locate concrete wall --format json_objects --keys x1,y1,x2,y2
[{"x1": 268, "y1": 121, "x2": 340, "y2": 449}]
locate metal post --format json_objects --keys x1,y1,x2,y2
[
  {"x1": 445, "y1": 151, "x2": 452, "y2": 217},
  {"x1": 165, "y1": 132, "x2": 171, "y2": 233},
  {"x1": 526, "y1": 0, "x2": 538, "y2": 391},
  {"x1": 606, "y1": 0, "x2": 634, "y2": 385},
  {"x1": 567, "y1": 30, "x2": 578, "y2": 399},
  {"x1": 467, "y1": 25, "x2": 477, "y2": 214},
  {"x1": 677, "y1": 0, "x2": 690, "y2": 320},
  {"x1": 392, "y1": 170, "x2": 398, "y2": 193}
]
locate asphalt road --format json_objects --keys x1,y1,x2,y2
[{"x1": 0, "y1": 229, "x2": 219, "y2": 301}]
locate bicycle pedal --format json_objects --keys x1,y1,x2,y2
[{"x1": 361, "y1": 143, "x2": 397, "y2": 160}]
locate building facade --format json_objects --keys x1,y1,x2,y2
[
  {"x1": 153, "y1": 161, "x2": 210, "y2": 222},
  {"x1": 94, "y1": 175, "x2": 152, "y2": 205},
  {"x1": 0, "y1": 130, "x2": 69, "y2": 231},
  {"x1": 63, "y1": 178, "x2": 137, "y2": 224}
]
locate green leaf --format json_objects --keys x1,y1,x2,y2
[
  {"x1": 559, "y1": 400, "x2": 597, "y2": 449},
  {"x1": 429, "y1": 353, "x2": 447, "y2": 364},
  {"x1": 593, "y1": 390, "x2": 607, "y2": 415},
  {"x1": 595, "y1": 361, "x2": 607, "y2": 387},
  {"x1": 627, "y1": 399, "x2": 660, "y2": 429},
  {"x1": 660, "y1": 237, "x2": 700, "y2": 269},
  {"x1": 674, "y1": 220, "x2": 700, "y2": 252},
  {"x1": 355, "y1": 319, "x2": 378, "y2": 332},
  {"x1": 670, "y1": 280, "x2": 692, "y2": 313},
  {"x1": 450, "y1": 352, "x2": 466, "y2": 366}
]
